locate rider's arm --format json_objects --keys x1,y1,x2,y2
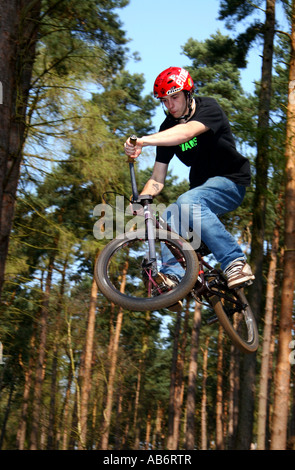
[
  {"x1": 124, "y1": 121, "x2": 209, "y2": 158},
  {"x1": 140, "y1": 162, "x2": 168, "y2": 196},
  {"x1": 142, "y1": 121, "x2": 208, "y2": 147}
]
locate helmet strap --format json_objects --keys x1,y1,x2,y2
[
  {"x1": 161, "y1": 92, "x2": 195, "y2": 122},
  {"x1": 167, "y1": 92, "x2": 194, "y2": 123},
  {"x1": 178, "y1": 92, "x2": 194, "y2": 122}
]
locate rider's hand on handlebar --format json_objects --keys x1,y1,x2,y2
[{"x1": 124, "y1": 137, "x2": 143, "y2": 159}]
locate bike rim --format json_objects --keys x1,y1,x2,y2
[
  {"x1": 99, "y1": 230, "x2": 198, "y2": 310},
  {"x1": 211, "y1": 289, "x2": 258, "y2": 353}
]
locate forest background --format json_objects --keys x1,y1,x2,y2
[{"x1": 0, "y1": 0, "x2": 294, "y2": 451}]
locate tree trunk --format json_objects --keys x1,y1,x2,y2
[
  {"x1": 133, "y1": 358, "x2": 143, "y2": 450},
  {"x1": 16, "y1": 323, "x2": 37, "y2": 449},
  {"x1": 201, "y1": 335, "x2": 209, "y2": 450},
  {"x1": 30, "y1": 252, "x2": 55, "y2": 449},
  {"x1": 90, "y1": 371, "x2": 103, "y2": 449},
  {"x1": 61, "y1": 366, "x2": 73, "y2": 450},
  {"x1": 288, "y1": 368, "x2": 295, "y2": 449},
  {"x1": 133, "y1": 311, "x2": 151, "y2": 449},
  {"x1": 216, "y1": 326, "x2": 224, "y2": 450},
  {"x1": 0, "y1": 381, "x2": 14, "y2": 449},
  {"x1": 0, "y1": 0, "x2": 41, "y2": 297},
  {"x1": 227, "y1": 345, "x2": 240, "y2": 450},
  {"x1": 100, "y1": 261, "x2": 128, "y2": 450},
  {"x1": 271, "y1": 4, "x2": 295, "y2": 448},
  {"x1": 250, "y1": 0, "x2": 276, "y2": 289},
  {"x1": 145, "y1": 411, "x2": 152, "y2": 450},
  {"x1": 79, "y1": 277, "x2": 98, "y2": 449},
  {"x1": 257, "y1": 215, "x2": 280, "y2": 449},
  {"x1": 152, "y1": 403, "x2": 164, "y2": 449},
  {"x1": 47, "y1": 258, "x2": 68, "y2": 450},
  {"x1": 121, "y1": 401, "x2": 132, "y2": 449},
  {"x1": 237, "y1": 0, "x2": 276, "y2": 449},
  {"x1": 172, "y1": 300, "x2": 190, "y2": 449},
  {"x1": 166, "y1": 309, "x2": 182, "y2": 450},
  {"x1": 185, "y1": 302, "x2": 201, "y2": 450},
  {"x1": 114, "y1": 387, "x2": 123, "y2": 449},
  {"x1": 16, "y1": 366, "x2": 33, "y2": 450}
]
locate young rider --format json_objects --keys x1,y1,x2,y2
[{"x1": 124, "y1": 66, "x2": 254, "y2": 310}]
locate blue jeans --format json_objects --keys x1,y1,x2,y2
[{"x1": 161, "y1": 176, "x2": 246, "y2": 279}]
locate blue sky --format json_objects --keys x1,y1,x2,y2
[
  {"x1": 116, "y1": 0, "x2": 284, "y2": 178},
  {"x1": 118, "y1": 0, "x2": 263, "y2": 95}
]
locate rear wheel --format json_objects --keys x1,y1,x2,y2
[
  {"x1": 210, "y1": 288, "x2": 259, "y2": 354},
  {"x1": 95, "y1": 229, "x2": 199, "y2": 311}
]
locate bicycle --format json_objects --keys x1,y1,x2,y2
[{"x1": 95, "y1": 136, "x2": 259, "y2": 354}]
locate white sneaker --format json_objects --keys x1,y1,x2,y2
[{"x1": 224, "y1": 259, "x2": 255, "y2": 289}]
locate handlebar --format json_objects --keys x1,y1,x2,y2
[
  {"x1": 125, "y1": 134, "x2": 154, "y2": 212},
  {"x1": 130, "y1": 135, "x2": 137, "y2": 146},
  {"x1": 127, "y1": 134, "x2": 139, "y2": 200}
]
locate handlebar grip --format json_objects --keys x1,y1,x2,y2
[{"x1": 130, "y1": 135, "x2": 137, "y2": 146}]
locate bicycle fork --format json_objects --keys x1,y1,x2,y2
[
  {"x1": 141, "y1": 197, "x2": 158, "y2": 276},
  {"x1": 126, "y1": 139, "x2": 158, "y2": 277}
]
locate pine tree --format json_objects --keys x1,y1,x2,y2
[
  {"x1": 0, "y1": 0, "x2": 129, "y2": 297},
  {"x1": 218, "y1": 0, "x2": 277, "y2": 449},
  {"x1": 271, "y1": 0, "x2": 295, "y2": 449}
]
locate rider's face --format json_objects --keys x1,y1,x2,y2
[{"x1": 161, "y1": 91, "x2": 188, "y2": 118}]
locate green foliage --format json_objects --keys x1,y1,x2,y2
[
  {"x1": 218, "y1": 0, "x2": 265, "y2": 69},
  {"x1": 182, "y1": 31, "x2": 256, "y2": 138},
  {"x1": 38, "y1": 0, "x2": 129, "y2": 75},
  {"x1": 92, "y1": 70, "x2": 157, "y2": 137},
  {"x1": 0, "y1": 0, "x2": 293, "y2": 451},
  {"x1": 27, "y1": 0, "x2": 130, "y2": 157}
]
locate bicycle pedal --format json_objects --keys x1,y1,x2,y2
[
  {"x1": 208, "y1": 279, "x2": 219, "y2": 288},
  {"x1": 152, "y1": 283, "x2": 170, "y2": 296}
]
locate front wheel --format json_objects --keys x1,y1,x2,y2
[
  {"x1": 210, "y1": 289, "x2": 259, "y2": 354},
  {"x1": 95, "y1": 229, "x2": 199, "y2": 312}
]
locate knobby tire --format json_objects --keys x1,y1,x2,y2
[
  {"x1": 95, "y1": 229, "x2": 199, "y2": 312},
  {"x1": 210, "y1": 289, "x2": 259, "y2": 354}
]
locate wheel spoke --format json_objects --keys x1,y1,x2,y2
[{"x1": 95, "y1": 229, "x2": 199, "y2": 312}]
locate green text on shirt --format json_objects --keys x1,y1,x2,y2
[{"x1": 179, "y1": 137, "x2": 198, "y2": 152}]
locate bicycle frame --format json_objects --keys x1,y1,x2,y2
[
  {"x1": 127, "y1": 153, "x2": 246, "y2": 316},
  {"x1": 194, "y1": 255, "x2": 246, "y2": 310}
]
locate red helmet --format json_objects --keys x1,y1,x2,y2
[{"x1": 153, "y1": 66, "x2": 194, "y2": 99}]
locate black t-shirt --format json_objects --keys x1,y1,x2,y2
[{"x1": 156, "y1": 96, "x2": 251, "y2": 188}]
